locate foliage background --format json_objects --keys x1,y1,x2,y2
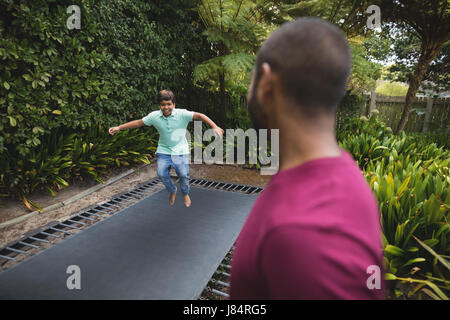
[{"x1": 0, "y1": 0, "x2": 215, "y2": 158}]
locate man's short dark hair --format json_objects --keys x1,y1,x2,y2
[
  {"x1": 158, "y1": 89, "x2": 176, "y2": 104},
  {"x1": 254, "y1": 17, "x2": 351, "y2": 116}
]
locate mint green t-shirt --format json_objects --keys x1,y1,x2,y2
[{"x1": 142, "y1": 108, "x2": 194, "y2": 155}]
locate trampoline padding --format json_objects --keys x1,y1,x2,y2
[{"x1": 0, "y1": 186, "x2": 257, "y2": 299}]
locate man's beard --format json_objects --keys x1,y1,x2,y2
[{"x1": 247, "y1": 88, "x2": 268, "y2": 131}]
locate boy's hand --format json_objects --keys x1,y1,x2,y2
[
  {"x1": 213, "y1": 127, "x2": 224, "y2": 137},
  {"x1": 109, "y1": 126, "x2": 120, "y2": 135}
]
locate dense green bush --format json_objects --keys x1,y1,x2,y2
[
  {"x1": 0, "y1": 121, "x2": 158, "y2": 211},
  {"x1": 0, "y1": 0, "x2": 213, "y2": 157},
  {"x1": 338, "y1": 116, "x2": 450, "y2": 299},
  {"x1": 0, "y1": 0, "x2": 219, "y2": 207},
  {"x1": 0, "y1": 0, "x2": 106, "y2": 156},
  {"x1": 91, "y1": 0, "x2": 214, "y2": 125}
]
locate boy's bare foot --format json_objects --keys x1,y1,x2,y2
[
  {"x1": 183, "y1": 195, "x2": 191, "y2": 207},
  {"x1": 169, "y1": 192, "x2": 176, "y2": 205}
]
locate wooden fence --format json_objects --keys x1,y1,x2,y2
[
  {"x1": 194, "y1": 91, "x2": 449, "y2": 136},
  {"x1": 335, "y1": 91, "x2": 449, "y2": 136},
  {"x1": 362, "y1": 92, "x2": 449, "y2": 134}
]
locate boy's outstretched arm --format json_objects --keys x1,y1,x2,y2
[
  {"x1": 108, "y1": 119, "x2": 145, "y2": 135},
  {"x1": 193, "y1": 112, "x2": 224, "y2": 137}
]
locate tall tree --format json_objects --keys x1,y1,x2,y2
[
  {"x1": 194, "y1": 0, "x2": 272, "y2": 126},
  {"x1": 269, "y1": 0, "x2": 372, "y2": 37},
  {"x1": 376, "y1": 0, "x2": 450, "y2": 133},
  {"x1": 386, "y1": 32, "x2": 450, "y2": 95},
  {"x1": 271, "y1": 1, "x2": 385, "y2": 95},
  {"x1": 347, "y1": 36, "x2": 384, "y2": 95}
]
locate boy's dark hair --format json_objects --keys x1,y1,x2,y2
[
  {"x1": 158, "y1": 89, "x2": 176, "y2": 104},
  {"x1": 254, "y1": 17, "x2": 351, "y2": 116}
]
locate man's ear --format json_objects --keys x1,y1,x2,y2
[{"x1": 256, "y1": 63, "x2": 273, "y2": 113}]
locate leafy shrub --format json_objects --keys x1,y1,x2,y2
[
  {"x1": 338, "y1": 116, "x2": 450, "y2": 299},
  {"x1": 0, "y1": 122, "x2": 158, "y2": 211},
  {"x1": 0, "y1": 0, "x2": 212, "y2": 157}
]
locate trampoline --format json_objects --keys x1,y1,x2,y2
[{"x1": 0, "y1": 177, "x2": 261, "y2": 300}]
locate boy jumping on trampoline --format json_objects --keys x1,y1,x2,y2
[{"x1": 108, "y1": 90, "x2": 224, "y2": 207}]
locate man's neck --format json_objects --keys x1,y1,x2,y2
[
  {"x1": 273, "y1": 112, "x2": 341, "y2": 172},
  {"x1": 278, "y1": 133, "x2": 341, "y2": 172}
]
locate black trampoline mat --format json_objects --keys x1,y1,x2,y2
[{"x1": 0, "y1": 186, "x2": 257, "y2": 299}]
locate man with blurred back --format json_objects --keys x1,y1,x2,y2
[{"x1": 230, "y1": 17, "x2": 385, "y2": 300}]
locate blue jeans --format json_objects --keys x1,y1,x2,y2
[{"x1": 156, "y1": 153, "x2": 190, "y2": 195}]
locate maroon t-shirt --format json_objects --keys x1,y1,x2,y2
[{"x1": 230, "y1": 150, "x2": 385, "y2": 299}]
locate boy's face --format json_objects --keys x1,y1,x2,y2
[{"x1": 159, "y1": 100, "x2": 175, "y2": 117}]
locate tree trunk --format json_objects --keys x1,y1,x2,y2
[
  {"x1": 218, "y1": 40, "x2": 227, "y2": 128},
  {"x1": 395, "y1": 40, "x2": 444, "y2": 134},
  {"x1": 218, "y1": 69, "x2": 226, "y2": 128}
]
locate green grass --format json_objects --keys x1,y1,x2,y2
[{"x1": 376, "y1": 81, "x2": 409, "y2": 96}]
